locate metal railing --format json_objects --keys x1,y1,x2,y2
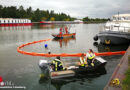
[{"x1": 102, "y1": 26, "x2": 130, "y2": 33}]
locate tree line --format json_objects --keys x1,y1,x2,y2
[
  {"x1": 0, "y1": 5, "x2": 75, "y2": 22},
  {"x1": 82, "y1": 17, "x2": 109, "y2": 22},
  {"x1": 0, "y1": 5, "x2": 109, "y2": 22}
]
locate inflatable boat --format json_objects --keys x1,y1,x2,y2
[{"x1": 39, "y1": 57, "x2": 107, "y2": 79}]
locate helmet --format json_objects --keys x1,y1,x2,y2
[
  {"x1": 56, "y1": 56, "x2": 60, "y2": 60},
  {"x1": 89, "y1": 49, "x2": 93, "y2": 53},
  {"x1": 81, "y1": 53, "x2": 85, "y2": 57}
]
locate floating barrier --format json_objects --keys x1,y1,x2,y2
[{"x1": 17, "y1": 38, "x2": 126, "y2": 57}]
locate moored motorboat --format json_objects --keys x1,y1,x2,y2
[
  {"x1": 40, "y1": 21, "x2": 52, "y2": 24},
  {"x1": 39, "y1": 57, "x2": 107, "y2": 79},
  {"x1": 94, "y1": 14, "x2": 130, "y2": 45},
  {"x1": 0, "y1": 18, "x2": 32, "y2": 27},
  {"x1": 40, "y1": 21, "x2": 83, "y2": 24},
  {"x1": 96, "y1": 31, "x2": 130, "y2": 45}
]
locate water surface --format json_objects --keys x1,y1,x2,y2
[{"x1": 0, "y1": 24, "x2": 128, "y2": 90}]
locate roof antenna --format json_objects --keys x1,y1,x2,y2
[{"x1": 118, "y1": 12, "x2": 119, "y2": 20}]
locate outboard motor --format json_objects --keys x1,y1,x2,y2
[
  {"x1": 39, "y1": 60, "x2": 50, "y2": 78},
  {"x1": 39, "y1": 60, "x2": 48, "y2": 70}
]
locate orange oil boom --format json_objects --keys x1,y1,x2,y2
[{"x1": 17, "y1": 39, "x2": 126, "y2": 57}]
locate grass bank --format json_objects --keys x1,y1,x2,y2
[{"x1": 122, "y1": 55, "x2": 130, "y2": 90}]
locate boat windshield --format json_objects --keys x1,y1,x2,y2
[{"x1": 101, "y1": 21, "x2": 130, "y2": 33}]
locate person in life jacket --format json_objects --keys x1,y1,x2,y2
[
  {"x1": 59, "y1": 28, "x2": 63, "y2": 37},
  {"x1": 79, "y1": 53, "x2": 87, "y2": 67},
  {"x1": 65, "y1": 26, "x2": 68, "y2": 34},
  {"x1": 86, "y1": 49, "x2": 95, "y2": 66},
  {"x1": 51, "y1": 56, "x2": 64, "y2": 71}
]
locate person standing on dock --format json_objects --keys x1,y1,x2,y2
[{"x1": 86, "y1": 49, "x2": 95, "y2": 66}]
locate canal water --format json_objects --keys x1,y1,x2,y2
[{"x1": 0, "y1": 24, "x2": 129, "y2": 90}]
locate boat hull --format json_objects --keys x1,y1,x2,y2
[
  {"x1": 39, "y1": 57, "x2": 107, "y2": 79},
  {"x1": 52, "y1": 33, "x2": 76, "y2": 39},
  {"x1": 98, "y1": 31, "x2": 130, "y2": 45}
]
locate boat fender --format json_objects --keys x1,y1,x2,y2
[
  {"x1": 93, "y1": 42, "x2": 98, "y2": 46},
  {"x1": 93, "y1": 35, "x2": 98, "y2": 41}
]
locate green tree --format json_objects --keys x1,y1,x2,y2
[
  {"x1": 26, "y1": 6, "x2": 32, "y2": 18},
  {"x1": 50, "y1": 17, "x2": 55, "y2": 21},
  {"x1": 2, "y1": 7, "x2": 8, "y2": 18},
  {"x1": 83, "y1": 17, "x2": 90, "y2": 21},
  {"x1": 41, "y1": 17, "x2": 47, "y2": 21},
  {"x1": 0, "y1": 5, "x2": 76, "y2": 22},
  {"x1": 18, "y1": 6, "x2": 26, "y2": 18},
  {"x1": 64, "y1": 18, "x2": 70, "y2": 21},
  {"x1": 0, "y1": 5, "x2": 3, "y2": 17},
  {"x1": 32, "y1": 8, "x2": 41, "y2": 21},
  {"x1": 7, "y1": 6, "x2": 17, "y2": 18}
]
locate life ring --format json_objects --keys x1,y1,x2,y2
[
  {"x1": 110, "y1": 78, "x2": 120, "y2": 86},
  {"x1": 105, "y1": 47, "x2": 110, "y2": 51},
  {"x1": 105, "y1": 40, "x2": 111, "y2": 44}
]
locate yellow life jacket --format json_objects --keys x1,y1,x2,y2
[
  {"x1": 87, "y1": 52, "x2": 95, "y2": 60},
  {"x1": 52, "y1": 59, "x2": 63, "y2": 71},
  {"x1": 80, "y1": 57, "x2": 86, "y2": 67}
]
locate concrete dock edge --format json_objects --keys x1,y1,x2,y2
[{"x1": 104, "y1": 47, "x2": 130, "y2": 90}]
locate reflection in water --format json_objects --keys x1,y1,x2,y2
[
  {"x1": 39, "y1": 67, "x2": 106, "y2": 90},
  {"x1": 40, "y1": 24, "x2": 55, "y2": 29},
  {"x1": 93, "y1": 42, "x2": 129, "y2": 52},
  {"x1": 39, "y1": 24, "x2": 69, "y2": 29},
  {"x1": 52, "y1": 37, "x2": 76, "y2": 48},
  {"x1": 0, "y1": 26, "x2": 31, "y2": 31}
]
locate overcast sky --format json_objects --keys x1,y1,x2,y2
[{"x1": 1, "y1": 0, "x2": 130, "y2": 18}]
